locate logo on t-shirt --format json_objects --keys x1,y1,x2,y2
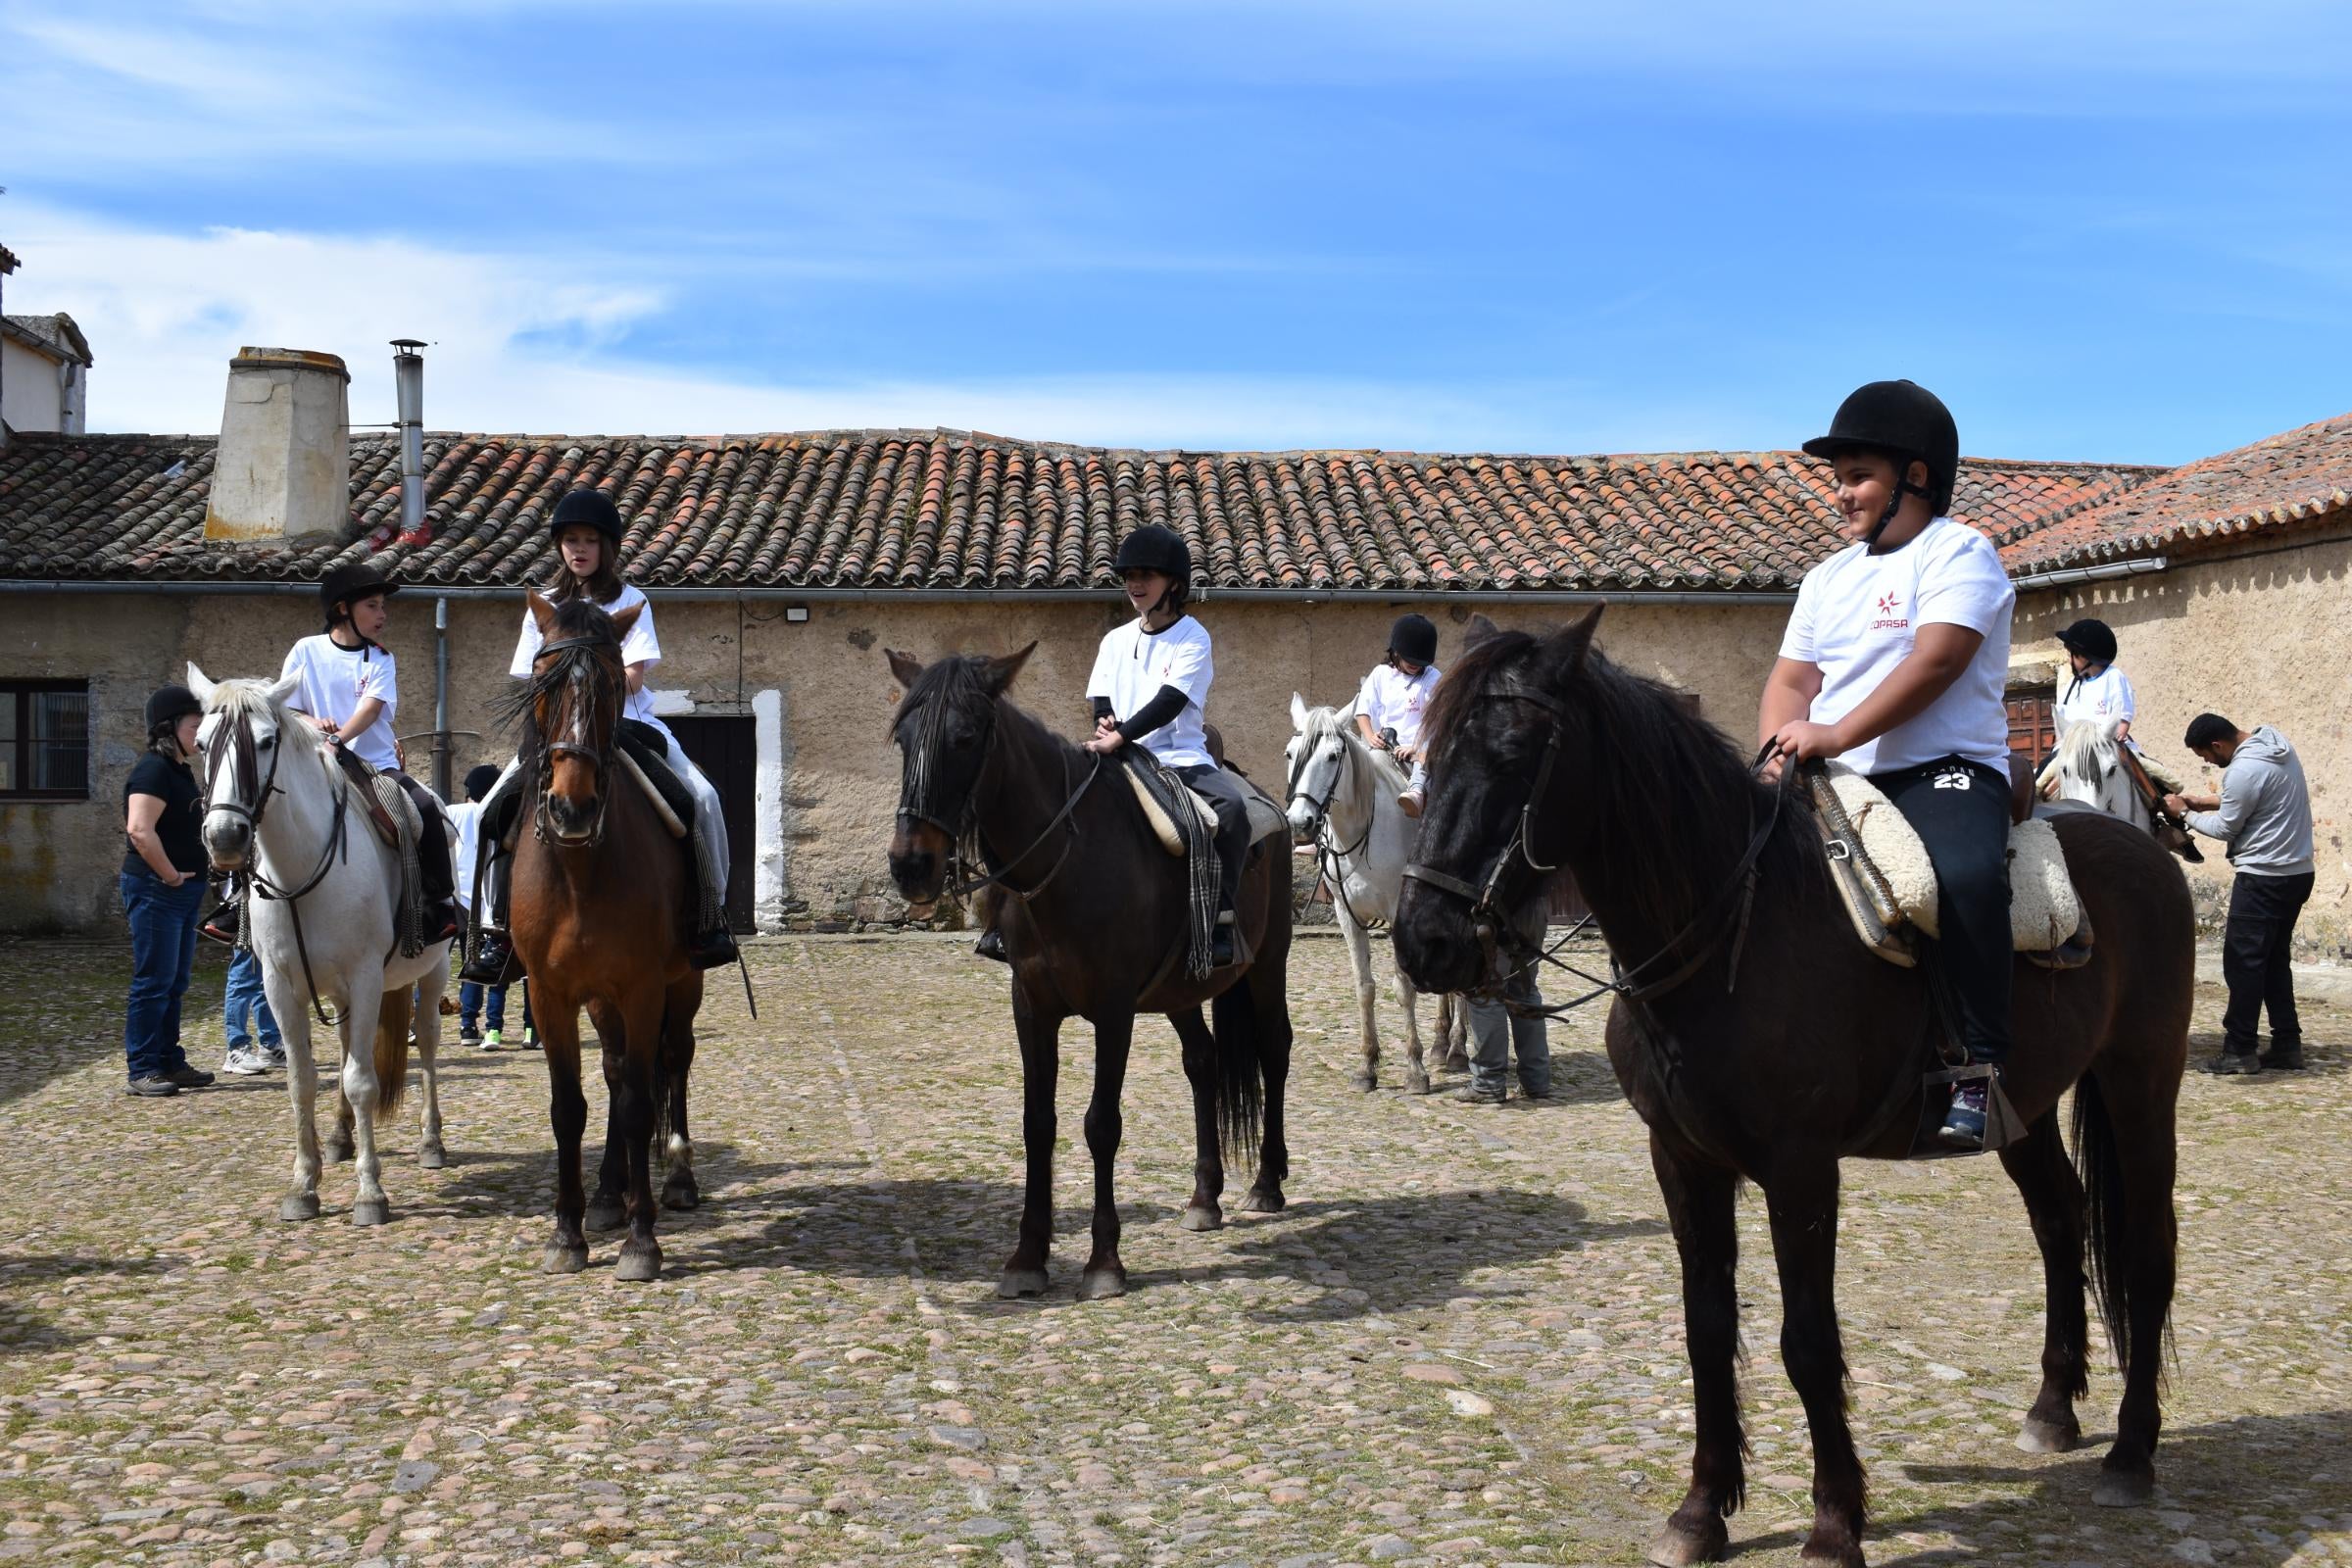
[{"x1": 1872, "y1": 592, "x2": 1909, "y2": 631}]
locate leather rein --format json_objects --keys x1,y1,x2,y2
[
  {"x1": 526, "y1": 633, "x2": 622, "y2": 850},
  {"x1": 898, "y1": 696, "x2": 1102, "y2": 905},
  {"x1": 1287, "y1": 726, "x2": 1381, "y2": 929},
  {"x1": 206, "y1": 708, "x2": 354, "y2": 1026}
]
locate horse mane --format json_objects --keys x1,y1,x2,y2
[
  {"x1": 207, "y1": 677, "x2": 325, "y2": 761},
  {"x1": 1295, "y1": 702, "x2": 1378, "y2": 796},
  {"x1": 2058, "y1": 717, "x2": 2118, "y2": 778},
  {"x1": 494, "y1": 597, "x2": 620, "y2": 742}
]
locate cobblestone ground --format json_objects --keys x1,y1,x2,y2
[{"x1": 3, "y1": 932, "x2": 2349, "y2": 1568}]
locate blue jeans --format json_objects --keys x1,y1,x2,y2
[
  {"x1": 460, "y1": 979, "x2": 521, "y2": 1031},
  {"x1": 223, "y1": 948, "x2": 281, "y2": 1051},
  {"x1": 122, "y1": 868, "x2": 204, "y2": 1082}
]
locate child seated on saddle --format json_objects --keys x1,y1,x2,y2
[
  {"x1": 2036, "y1": 616, "x2": 2185, "y2": 798},
  {"x1": 204, "y1": 563, "x2": 461, "y2": 946},
  {"x1": 460, "y1": 489, "x2": 739, "y2": 983},
  {"x1": 1760, "y1": 380, "x2": 2017, "y2": 1151},
  {"x1": 1082, "y1": 524, "x2": 1251, "y2": 968},
  {"x1": 1356, "y1": 612, "x2": 1441, "y2": 818}
]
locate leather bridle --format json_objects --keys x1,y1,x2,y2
[
  {"x1": 1287, "y1": 725, "x2": 1380, "y2": 928},
  {"x1": 527, "y1": 633, "x2": 620, "y2": 850},
  {"x1": 896, "y1": 692, "x2": 1100, "y2": 905},
  {"x1": 203, "y1": 706, "x2": 352, "y2": 1026}
]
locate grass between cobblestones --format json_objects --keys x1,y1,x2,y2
[{"x1": 2, "y1": 932, "x2": 2348, "y2": 1567}]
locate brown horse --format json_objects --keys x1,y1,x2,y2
[
  {"x1": 504, "y1": 591, "x2": 706, "y2": 1282},
  {"x1": 885, "y1": 646, "x2": 1296, "y2": 1300},
  {"x1": 1394, "y1": 611, "x2": 2192, "y2": 1568}
]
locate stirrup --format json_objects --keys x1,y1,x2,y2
[
  {"x1": 688, "y1": 926, "x2": 740, "y2": 971},
  {"x1": 461, "y1": 929, "x2": 522, "y2": 987},
  {"x1": 1921, "y1": 1060, "x2": 2024, "y2": 1155}
]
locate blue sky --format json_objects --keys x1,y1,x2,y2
[{"x1": 3, "y1": 1, "x2": 2346, "y2": 463}]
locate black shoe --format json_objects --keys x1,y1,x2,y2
[
  {"x1": 973, "y1": 926, "x2": 1009, "y2": 964},
  {"x1": 688, "y1": 926, "x2": 740, "y2": 971},
  {"x1": 424, "y1": 902, "x2": 462, "y2": 945},
  {"x1": 460, "y1": 930, "x2": 521, "y2": 987},
  {"x1": 2200, "y1": 1050, "x2": 2262, "y2": 1076},
  {"x1": 166, "y1": 1064, "x2": 217, "y2": 1090},
  {"x1": 2259, "y1": 1045, "x2": 2305, "y2": 1071},
  {"x1": 200, "y1": 900, "x2": 241, "y2": 945},
  {"x1": 1211, "y1": 927, "x2": 1238, "y2": 967},
  {"x1": 126, "y1": 1074, "x2": 180, "y2": 1098}
]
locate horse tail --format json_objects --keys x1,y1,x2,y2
[
  {"x1": 2071, "y1": 1071, "x2": 2152, "y2": 1376},
  {"x1": 374, "y1": 982, "x2": 413, "y2": 1123},
  {"x1": 1208, "y1": 975, "x2": 1265, "y2": 1172}
]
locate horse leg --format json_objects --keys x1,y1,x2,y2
[
  {"x1": 416, "y1": 977, "x2": 447, "y2": 1170},
  {"x1": 1762, "y1": 1160, "x2": 1866, "y2": 1566},
  {"x1": 275, "y1": 993, "x2": 324, "y2": 1222},
  {"x1": 2081, "y1": 1066, "x2": 2180, "y2": 1507},
  {"x1": 586, "y1": 1083, "x2": 628, "y2": 1233},
  {"x1": 1999, "y1": 1110, "x2": 2088, "y2": 1453},
  {"x1": 1341, "y1": 902, "x2": 1384, "y2": 1093},
  {"x1": 1440, "y1": 992, "x2": 1470, "y2": 1074},
  {"x1": 1395, "y1": 950, "x2": 1431, "y2": 1098},
  {"x1": 539, "y1": 996, "x2": 591, "y2": 1274},
  {"x1": 602, "y1": 995, "x2": 664, "y2": 1283},
  {"x1": 340, "y1": 975, "x2": 391, "y2": 1226},
  {"x1": 1000, "y1": 990, "x2": 1060, "y2": 1298},
  {"x1": 327, "y1": 1081, "x2": 356, "y2": 1164},
  {"x1": 1174, "y1": 1006, "x2": 1226, "y2": 1232},
  {"x1": 1077, "y1": 1010, "x2": 1135, "y2": 1301},
  {"x1": 1241, "y1": 967, "x2": 1293, "y2": 1213},
  {"x1": 660, "y1": 979, "x2": 701, "y2": 1211},
  {"x1": 1647, "y1": 1134, "x2": 1744, "y2": 1567}
]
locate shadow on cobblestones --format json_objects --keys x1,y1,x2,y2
[{"x1": 0, "y1": 1253, "x2": 176, "y2": 1357}]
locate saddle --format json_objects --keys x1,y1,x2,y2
[
  {"x1": 326, "y1": 743, "x2": 431, "y2": 958},
  {"x1": 1124, "y1": 761, "x2": 1288, "y2": 857},
  {"x1": 616, "y1": 719, "x2": 691, "y2": 841},
  {"x1": 1806, "y1": 761, "x2": 2093, "y2": 972}
]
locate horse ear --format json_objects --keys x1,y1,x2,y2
[
  {"x1": 884, "y1": 648, "x2": 925, "y2": 690},
  {"x1": 526, "y1": 590, "x2": 558, "y2": 635},
  {"x1": 1464, "y1": 612, "x2": 1502, "y2": 647},
  {"x1": 264, "y1": 668, "x2": 304, "y2": 707},
  {"x1": 1540, "y1": 606, "x2": 1603, "y2": 681},
  {"x1": 609, "y1": 604, "x2": 643, "y2": 641},
  {"x1": 186, "y1": 663, "x2": 216, "y2": 703},
  {"x1": 1291, "y1": 692, "x2": 1309, "y2": 730},
  {"x1": 982, "y1": 643, "x2": 1037, "y2": 696}
]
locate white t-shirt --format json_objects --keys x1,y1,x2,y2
[
  {"x1": 2054, "y1": 664, "x2": 2138, "y2": 745},
  {"x1": 1087, "y1": 613, "x2": 1215, "y2": 768},
  {"x1": 1779, "y1": 516, "x2": 2016, "y2": 776},
  {"x1": 279, "y1": 634, "x2": 401, "y2": 772},
  {"x1": 447, "y1": 800, "x2": 482, "y2": 910},
  {"x1": 510, "y1": 583, "x2": 670, "y2": 744},
  {"x1": 1355, "y1": 662, "x2": 1443, "y2": 751}
]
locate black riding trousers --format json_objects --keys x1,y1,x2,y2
[
  {"x1": 1173, "y1": 763, "x2": 1250, "y2": 911},
  {"x1": 1872, "y1": 756, "x2": 2013, "y2": 1066}
]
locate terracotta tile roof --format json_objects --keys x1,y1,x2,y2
[
  {"x1": 2000, "y1": 411, "x2": 2352, "y2": 574},
  {"x1": 0, "y1": 428, "x2": 2153, "y2": 594}
]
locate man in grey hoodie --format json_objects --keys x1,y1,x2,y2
[{"x1": 2167, "y1": 713, "x2": 2318, "y2": 1073}]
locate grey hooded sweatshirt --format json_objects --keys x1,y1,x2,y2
[{"x1": 2186, "y1": 725, "x2": 2315, "y2": 876}]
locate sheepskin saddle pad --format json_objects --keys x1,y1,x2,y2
[
  {"x1": 1125, "y1": 761, "x2": 1288, "y2": 858},
  {"x1": 1808, "y1": 762, "x2": 2089, "y2": 969}
]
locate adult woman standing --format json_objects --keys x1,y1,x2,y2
[{"x1": 122, "y1": 684, "x2": 217, "y2": 1098}]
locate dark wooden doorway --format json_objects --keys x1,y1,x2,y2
[
  {"x1": 2006, "y1": 687, "x2": 2059, "y2": 773},
  {"x1": 666, "y1": 714, "x2": 757, "y2": 933}
]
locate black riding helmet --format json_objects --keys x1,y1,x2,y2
[
  {"x1": 550, "y1": 487, "x2": 625, "y2": 545},
  {"x1": 145, "y1": 683, "x2": 202, "y2": 736},
  {"x1": 2056, "y1": 617, "x2": 2118, "y2": 664},
  {"x1": 1803, "y1": 380, "x2": 1960, "y2": 545},
  {"x1": 1112, "y1": 525, "x2": 1193, "y2": 614},
  {"x1": 464, "y1": 763, "x2": 503, "y2": 803},
  {"x1": 318, "y1": 561, "x2": 399, "y2": 628},
  {"x1": 1388, "y1": 612, "x2": 1438, "y2": 666}
]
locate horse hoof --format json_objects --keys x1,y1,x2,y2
[
  {"x1": 417, "y1": 1143, "x2": 447, "y2": 1170},
  {"x1": 1405, "y1": 1074, "x2": 1433, "y2": 1097},
  {"x1": 1237, "y1": 1187, "x2": 1287, "y2": 1214},
  {"x1": 2092, "y1": 1468, "x2": 2154, "y2": 1507},
  {"x1": 1646, "y1": 1517, "x2": 1729, "y2": 1567},
  {"x1": 352, "y1": 1199, "x2": 391, "y2": 1228},
  {"x1": 544, "y1": 1243, "x2": 590, "y2": 1275},
  {"x1": 1077, "y1": 1268, "x2": 1128, "y2": 1301},
  {"x1": 1349, "y1": 1071, "x2": 1377, "y2": 1094},
  {"x1": 661, "y1": 1179, "x2": 701, "y2": 1212},
  {"x1": 1796, "y1": 1535, "x2": 1865, "y2": 1567},
  {"x1": 1440, "y1": 1053, "x2": 1470, "y2": 1074},
  {"x1": 326, "y1": 1142, "x2": 355, "y2": 1165},
  {"x1": 997, "y1": 1267, "x2": 1049, "y2": 1298},
  {"x1": 584, "y1": 1200, "x2": 626, "y2": 1233},
  {"x1": 277, "y1": 1193, "x2": 320, "y2": 1222},
  {"x1": 613, "y1": 1245, "x2": 662, "y2": 1283},
  {"x1": 1180, "y1": 1204, "x2": 1223, "y2": 1232},
  {"x1": 2016, "y1": 1415, "x2": 2081, "y2": 1453}
]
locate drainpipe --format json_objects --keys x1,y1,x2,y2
[
  {"x1": 391, "y1": 339, "x2": 427, "y2": 546},
  {"x1": 431, "y1": 596, "x2": 453, "y2": 801}
]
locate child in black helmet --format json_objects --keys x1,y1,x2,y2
[
  {"x1": 1760, "y1": 380, "x2": 2018, "y2": 1150},
  {"x1": 1355, "y1": 612, "x2": 1442, "y2": 817}
]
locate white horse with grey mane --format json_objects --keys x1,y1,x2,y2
[
  {"x1": 189, "y1": 663, "x2": 451, "y2": 1227},
  {"x1": 2050, "y1": 718, "x2": 2154, "y2": 831},
  {"x1": 1285, "y1": 695, "x2": 1465, "y2": 1094}
]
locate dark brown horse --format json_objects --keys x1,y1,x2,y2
[
  {"x1": 885, "y1": 646, "x2": 1295, "y2": 1300},
  {"x1": 505, "y1": 592, "x2": 706, "y2": 1282},
  {"x1": 1394, "y1": 611, "x2": 2192, "y2": 1568}
]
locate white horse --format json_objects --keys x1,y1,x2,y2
[
  {"x1": 188, "y1": 663, "x2": 452, "y2": 1226},
  {"x1": 1285, "y1": 695, "x2": 1465, "y2": 1095},
  {"x1": 2050, "y1": 718, "x2": 2153, "y2": 831}
]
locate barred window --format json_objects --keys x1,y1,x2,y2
[{"x1": 0, "y1": 681, "x2": 91, "y2": 800}]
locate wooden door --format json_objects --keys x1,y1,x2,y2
[
  {"x1": 2006, "y1": 688, "x2": 2058, "y2": 772},
  {"x1": 665, "y1": 715, "x2": 757, "y2": 933}
]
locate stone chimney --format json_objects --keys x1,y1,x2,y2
[{"x1": 204, "y1": 347, "x2": 352, "y2": 543}]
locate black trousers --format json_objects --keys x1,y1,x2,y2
[
  {"x1": 1874, "y1": 756, "x2": 2013, "y2": 1066},
  {"x1": 2222, "y1": 870, "x2": 2314, "y2": 1055},
  {"x1": 1174, "y1": 763, "x2": 1250, "y2": 911}
]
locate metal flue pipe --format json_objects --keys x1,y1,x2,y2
[{"x1": 391, "y1": 339, "x2": 426, "y2": 541}]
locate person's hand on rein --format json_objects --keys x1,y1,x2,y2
[
  {"x1": 1082, "y1": 716, "x2": 1126, "y2": 756},
  {"x1": 1768, "y1": 719, "x2": 1845, "y2": 766}
]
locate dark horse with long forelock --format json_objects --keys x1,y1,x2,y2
[
  {"x1": 1395, "y1": 612, "x2": 2192, "y2": 1568},
  {"x1": 885, "y1": 646, "x2": 1296, "y2": 1300},
  {"x1": 503, "y1": 592, "x2": 706, "y2": 1282}
]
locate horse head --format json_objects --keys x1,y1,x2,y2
[
  {"x1": 2054, "y1": 718, "x2": 2139, "y2": 820},
  {"x1": 883, "y1": 644, "x2": 1035, "y2": 904},
  {"x1": 513, "y1": 591, "x2": 641, "y2": 846},
  {"x1": 1394, "y1": 611, "x2": 1599, "y2": 995},
  {"x1": 187, "y1": 661, "x2": 306, "y2": 873},
  {"x1": 1283, "y1": 693, "x2": 1359, "y2": 844}
]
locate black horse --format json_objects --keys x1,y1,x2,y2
[
  {"x1": 1395, "y1": 611, "x2": 2192, "y2": 1568},
  {"x1": 885, "y1": 646, "x2": 1296, "y2": 1300}
]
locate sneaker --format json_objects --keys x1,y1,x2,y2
[
  {"x1": 220, "y1": 1048, "x2": 268, "y2": 1076},
  {"x1": 200, "y1": 900, "x2": 241, "y2": 945},
  {"x1": 481, "y1": 1028, "x2": 503, "y2": 1051},
  {"x1": 459, "y1": 1022, "x2": 483, "y2": 1048},
  {"x1": 2259, "y1": 1045, "x2": 2305, "y2": 1071},
  {"x1": 1938, "y1": 1083, "x2": 1988, "y2": 1149},
  {"x1": 166, "y1": 1064, "x2": 217, "y2": 1090},
  {"x1": 522, "y1": 1026, "x2": 537, "y2": 1048},
  {"x1": 262, "y1": 1045, "x2": 287, "y2": 1070},
  {"x1": 424, "y1": 901, "x2": 463, "y2": 945},
  {"x1": 1449, "y1": 1083, "x2": 1507, "y2": 1105},
  {"x1": 1516, "y1": 1083, "x2": 1556, "y2": 1102},
  {"x1": 126, "y1": 1074, "x2": 179, "y2": 1097},
  {"x1": 1398, "y1": 788, "x2": 1425, "y2": 820},
  {"x1": 2200, "y1": 1050, "x2": 2262, "y2": 1076}
]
